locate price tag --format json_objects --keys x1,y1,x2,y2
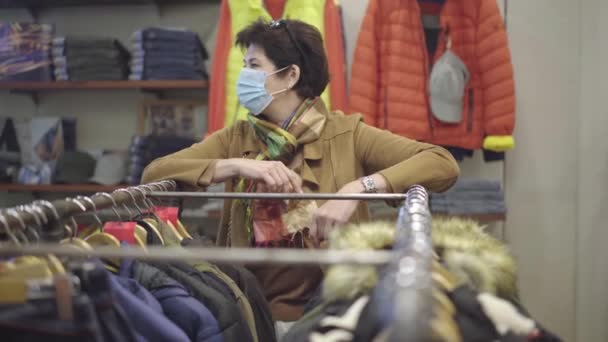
[
  {"x1": 103, "y1": 222, "x2": 136, "y2": 245},
  {"x1": 153, "y1": 206, "x2": 179, "y2": 225}
]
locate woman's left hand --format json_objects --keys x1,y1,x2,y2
[{"x1": 312, "y1": 198, "x2": 360, "y2": 242}]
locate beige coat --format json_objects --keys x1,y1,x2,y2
[{"x1": 141, "y1": 103, "x2": 459, "y2": 320}]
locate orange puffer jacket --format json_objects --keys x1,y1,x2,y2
[{"x1": 349, "y1": 0, "x2": 515, "y2": 151}]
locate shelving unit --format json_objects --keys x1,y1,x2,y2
[
  {"x1": 0, "y1": 0, "x2": 219, "y2": 19},
  {"x1": 0, "y1": 80, "x2": 208, "y2": 92},
  {"x1": 0, "y1": 80, "x2": 209, "y2": 103}
]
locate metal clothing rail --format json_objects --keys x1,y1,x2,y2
[
  {"x1": 372, "y1": 185, "x2": 435, "y2": 340},
  {"x1": 0, "y1": 180, "x2": 177, "y2": 232},
  {"x1": 149, "y1": 191, "x2": 409, "y2": 201},
  {"x1": 0, "y1": 244, "x2": 394, "y2": 266}
]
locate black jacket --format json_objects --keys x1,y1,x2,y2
[{"x1": 150, "y1": 261, "x2": 254, "y2": 342}]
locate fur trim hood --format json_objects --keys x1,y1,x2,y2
[{"x1": 322, "y1": 218, "x2": 518, "y2": 302}]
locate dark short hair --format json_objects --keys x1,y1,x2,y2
[{"x1": 235, "y1": 19, "x2": 330, "y2": 99}]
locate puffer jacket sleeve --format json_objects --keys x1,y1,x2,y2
[
  {"x1": 348, "y1": 0, "x2": 379, "y2": 127},
  {"x1": 476, "y1": 0, "x2": 516, "y2": 151},
  {"x1": 324, "y1": 0, "x2": 348, "y2": 112},
  {"x1": 354, "y1": 116, "x2": 460, "y2": 194},
  {"x1": 208, "y1": 0, "x2": 232, "y2": 134}
]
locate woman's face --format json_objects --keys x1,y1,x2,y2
[{"x1": 244, "y1": 44, "x2": 298, "y2": 95}]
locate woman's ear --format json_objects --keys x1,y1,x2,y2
[{"x1": 288, "y1": 64, "x2": 301, "y2": 89}]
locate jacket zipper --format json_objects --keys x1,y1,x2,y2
[{"x1": 467, "y1": 88, "x2": 474, "y2": 132}]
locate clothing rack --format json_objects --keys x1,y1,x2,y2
[
  {"x1": 391, "y1": 185, "x2": 434, "y2": 340},
  {"x1": 0, "y1": 184, "x2": 430, "y2": 269},
  {"x1": 0, "y1": 180, "x2": 177, "y2": 233}
]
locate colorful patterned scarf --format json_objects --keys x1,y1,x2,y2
[{"x1": 228, "y1": 98, "x2": 327, "y2": 246}]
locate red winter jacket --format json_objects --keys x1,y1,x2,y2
[{"x1": 349, "y1": 0, "x2": 516, "y2": 151}]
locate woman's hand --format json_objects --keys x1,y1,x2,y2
[
  {"x1": 312, "y1": 198, "x2": 360, "y2": 242},
  {"x1": 312, "y1": 180, "x2": 364, "y2": 242},
  {"x1": 312, "y1": 174, "x2": 389, "y2": 242},
  {"x1": 215, "y1": 158, "x2": 303, "y2": 193}
]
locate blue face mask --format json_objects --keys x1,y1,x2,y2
[{"x1": 236, "y1": 66, "x2": 290, "y2": 115}]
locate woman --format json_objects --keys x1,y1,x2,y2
[{"x1": 142, "y1": 19, "x2": 459, "y2": 323}]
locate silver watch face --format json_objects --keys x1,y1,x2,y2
[{"x1": 362, "y1": 177, "x2": 376, "y2": 193}]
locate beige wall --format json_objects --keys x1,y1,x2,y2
[
  {"x1": 577, "y1": 0, "x2": 608, "y2": 341},
  {"x1": 505, "y1": 1, "x2": 579, "y2": 340}
]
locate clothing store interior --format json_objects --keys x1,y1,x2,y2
[{"x1": 0, "y1": 0, "x2": 605, "y2": 341}]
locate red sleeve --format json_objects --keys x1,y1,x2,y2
[
  {"x1": 208, "y1": 0, "x2": 232, "y2": 134},
  {"x1": 324, "y1": 0, "x2": 348, "y2": 112},
  {"x1": 348, "y1": 0, "x2": 379, "y2": 126},
  {"x1": 476, "y1": 0, "x2": 516, "y2": 136}
]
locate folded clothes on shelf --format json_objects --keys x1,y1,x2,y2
[
  {"x1": 128, "y1": 27, "x2": 208, "y2": 81},
  {"x1": 0, "y1": 22, "x2": 54, "y2": 81},
  {"x1": 430, "y1": 178, "x2": 506, "y2": 216},
  {"x1": 51, "y1": 35, "x2": 130, "y2": 81}
]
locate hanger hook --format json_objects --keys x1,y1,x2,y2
[
  {"x1": 16, "y1": 206, "x2": 41, "y2": 243},
  {"x1": 28, "y1": 203, "x2": 48, "y2": 225},
  {"x1": 156, "y1": 181, "x2": 168, "y2": 192},
  {"x1": 65, "y1": 198, "x2": 88, "y2": 239},
  {"x1": 115, "y1": 188, "x2": 143, "y2": 217},
  {"x1": 6, "y1": 209, "x2": 30, "y2": 244},
  {"x1": 18, "y1": 205, "x2": 41, "y2": 227},
  {"x1": 92, "y1": 192, "x2": 123, "y2": 221},
  {"x1": 130, "y1": 186, "x2": 152, "y2": 211},
  {"x1": 141, "y1": 184, "x2": 162, "y2": 207},
  {"x1": 0, "y1": 212, "x2": 20, "y2": 246},
  {"x1": 76, "y1": 195, "x2": 103, "y2": 227},
  {"x1": 33, "y1": 200, "x2": 60, "y2": 221}
]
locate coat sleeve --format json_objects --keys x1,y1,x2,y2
[
  {"x1": 324, "y1": 0, "x2": 348, "y2": 112},
  {"x1": 476, "y1": 0, "x2": 516, "y2": 151},
  {"x1": 348, "y1": 0, "x2": 379, "y2": 127},
  {"x1": 141, "y1": 127, "x2": 232, "y2": 189},
  {"x1": 207, "y1": 0, "x2": 232, "y2": 134},
  {"x1": 354, "y1": 117, "x2": 460, "y2": 194}
]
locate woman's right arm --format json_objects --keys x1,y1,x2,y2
[
  {"x1": 141, "y1": 128, "x2": 302, "y2": 192},
  {"x1": 141, "y1": 128, "x2": 232, "y2": 189}
]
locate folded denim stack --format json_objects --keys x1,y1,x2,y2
[
  {"x1": 431, "y1": 179, "x2": 506, "y2": 215},
  {"x1": 0, "y1": 23, "x2": 53, "y2": 81},
  {"x1": 126, "y1": 135, "x2": 197, "y2": 184},
  {"x1": 128, "y1": 27, "x2": 208, "y2": 81},
  {"x1": 51, "y1": 36, "x2": 130, "y2": 81}
]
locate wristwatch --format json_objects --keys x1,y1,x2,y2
[{"x1": 360, "y1": 176, "x2": 378, "y2": 193}]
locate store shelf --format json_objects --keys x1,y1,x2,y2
[
  {"x1": 0, "y1": 0, "x2": 216, "y2": 9},
  {"x1": 0, "y1": 184, "x2": 129, "y2": 193},
  {"x1": 0, "y1": 80, "x2": 208, "y2": 92}
]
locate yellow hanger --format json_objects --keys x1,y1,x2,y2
[
  {"x1": 135, "y1": 224, "x2": 148, "y2": 246},
  {"x1": 176, "y1": 219, "x2": 193, "y2": 240},
  {"x1": 0, "y1": 258, "x2": 54, "y2": 304},
  {"x1": 85, "y1": 232, "x2": 121, "y2": 270},
  {"x1": 143, "y1": 218, "x2": 166, "y2": 246}
]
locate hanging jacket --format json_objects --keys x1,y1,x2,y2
[
  {"x1": 349, "y1": 0, "x2": 516, "y2": 151},
  {"x1": 120, "y1": 260, "x2": 223, "y2": 342},
  {"x1": 208, "y1": 0, "x2": 348, "y2": 134}
]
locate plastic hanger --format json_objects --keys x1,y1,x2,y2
[
  {"x1": 136, "y1": 186, "x2": 185, "y2": 243},
  {"x1": 127, "y1": 187, "x2": 175, "y2": 244},
  {"x1": 152, "y1": 183, "x2": 192, "y2": 240},
  {"x1": 17, "y1": 205, "x2": 66, "y2": 275}
]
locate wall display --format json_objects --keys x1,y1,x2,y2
[{"x1": 138, "y1": 99, "x2": 206, "y2": 139}]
